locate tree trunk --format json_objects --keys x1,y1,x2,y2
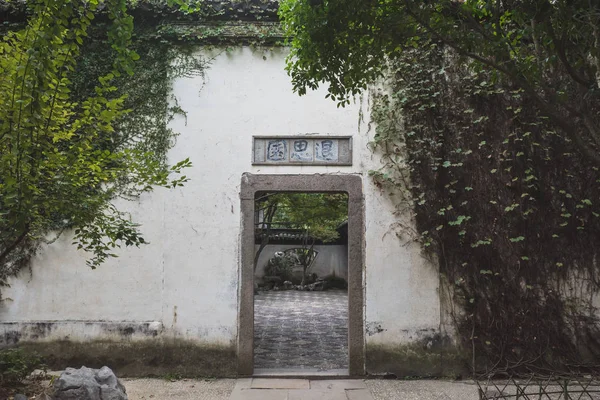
[
  {"x1": 300, "y1": 229, "x2": 316, "y2": 286},
  {"x1": 0, "y1": 226, "x2": 30, "y2": 267},
  {"x1": 253, "y1": 202, "x2": 277, "y2": 273}
]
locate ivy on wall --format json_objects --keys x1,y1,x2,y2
[
  {"x1": 72, "y1": 24, "x2": 207, "y2": 170},
  {"x1": 0, "y1": 0, "x2": 290, "y2": 298},
  {"x1": 1, "y1": 0, "x2": 285, "y2": 45},
  {"x1": 370, "y1": 41, "x2": 600, "y2": 375},
  {"x1": 0, "y1": 18, "x2": 205, "y2": 293}
]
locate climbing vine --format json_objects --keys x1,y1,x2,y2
[
  {"x1": 370, "y1": 40, "x2": 600, "y2": 375},
  {"x1": 0, "y1": 0, "x2": 286, "y2": 298},
  {"x1": 0, "y1": 2, "x2": 206, "y2": 295},
  {"x1": 72, "y1": 24, "x2": 207, "y2": 169}
]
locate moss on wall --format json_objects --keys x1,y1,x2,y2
[
  {"x1": 366, "y1": 336, "x2": 468, "y2": 379},
  {"x1": 19, "y1": 339, "x2": 236, "y2": 378}
]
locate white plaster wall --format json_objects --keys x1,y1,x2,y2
[
  {"x1": 0, "y1": 47, "x2": 441, "y2": 348},
  {"x1": 0, "y1": 192, "x2": 166, "y2": 324}
]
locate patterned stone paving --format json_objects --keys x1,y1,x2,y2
[{"x1": 254, "y1": 290, "x2": 348, "y2": 371}]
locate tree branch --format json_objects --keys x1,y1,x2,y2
[
  {"x1": 0, "y1": 226, "x2": 30, "y2": 266},
  {"x1": 546, "y1": 21, "x2": 593, "y2": 88},
  {"x1": 253, "y1": 202, "x2": 277, "y2": 272},
  {"x1": 401, "y1": 1, "x2": 600, "y2": 166}
]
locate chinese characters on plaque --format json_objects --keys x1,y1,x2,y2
[{"x1": 253, "y1": 137, "x2": 351, "y2": 165}]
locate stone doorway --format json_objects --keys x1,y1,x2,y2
[{"x1": 238, "y1": 174, "x2": 365, "y2": 376}]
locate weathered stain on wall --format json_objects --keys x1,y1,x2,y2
[
  {"x1": 0, "y1": 321, "x2": 165, "y2": 346},
  {"x1": 366, "y1": 338, "x2": 467, "y2": 378},
  {"x1": 21, "y1": 338, "x2": 237, "y2": 377}
]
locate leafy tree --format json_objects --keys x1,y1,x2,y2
[
  {"x1": 279, "y1": 0, "x2": 600, "y2": 372},
  {"x1": 279, "y1": 0, "x2": 600, "y2": 165},
  {"x1": 255, "y1": 193, "x2": 347, "y2": 283},
  {"x1": 0, "y1": 0, "x2": 193, "y2": 294},
  {"x1": 270, "y1": 193, "x2": 348, "y2": 241}
]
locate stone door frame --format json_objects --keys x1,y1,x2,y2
[{"x1": 238, "y1": 173, "x2": 365, "y2": 376}]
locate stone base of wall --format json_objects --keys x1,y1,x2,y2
[
  {"x1": 2, "y1": 322, "x2": 469, "y2": 378},
  {"x1": 19, "y1": 339, "x2": 237, "y2": 377},
  {"x1": 366, "y1": 337, "x2": 469, "y2": 378},
  {"x1": 0, "y1": 322, "x2": 237, "y2": 377}
]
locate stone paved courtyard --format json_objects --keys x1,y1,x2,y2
[
  {"x1": 122, "y1": 378, "x2": 484, "y2": 400},
  {"x1": 254, "y1": 290, "x2": 348, "y2": 371}
]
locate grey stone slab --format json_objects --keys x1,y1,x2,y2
[
  {"x1": 254, "y1": 290, "x2": 349, "y2": 370},
  {"x1": 254, "y1": 368, "x2": 349, "y2": 377},
  {"x1": 252, "y1": 137, "x2": 352, "y2": 165},
  {"x1": 230, "y1": 389, "x2": 289, "y2": 400},
  {"x1": 252, "y1": 378, "x2": 310, "y2": 389},
  {"x1": 287, "y1": 389, "x2": 348, "y2": 400},
  {"x1": 234, "y1": 378, "x2": 253, "y2": 389},
  {"x1": 310, "y1": 380, "x2": 367, "y2": 390},
  {"x1": 345, "y1": 388, "x2": 376, "y2": 400}
]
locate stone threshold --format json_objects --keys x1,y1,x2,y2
[
  {"x1": 253, "y1": 368, "x2": 350, "y2": 379},
  {"x1": 229, "y1": 378, "x2": 373, "y2": 400}
]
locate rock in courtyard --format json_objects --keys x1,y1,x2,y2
[
  {"x1": 53, "y1": 366, "x2": 127, "y2": 400},
  {"x1": 14, "y1": 394, "x2": 28, "y2": 400}
]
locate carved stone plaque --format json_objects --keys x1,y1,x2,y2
[{"x1": 253, "y1": 136, "x2": 352, "y2": 165}]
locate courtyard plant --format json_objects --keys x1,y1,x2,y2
[{"x1": 255, "y1": 193, "x2": 347, "y2": 284}]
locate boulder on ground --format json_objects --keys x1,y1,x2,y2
[{"x1": 53, "y1": 366, "x2": 127, "y2": 400}]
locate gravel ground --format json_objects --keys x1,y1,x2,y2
[
  {"x1": 122, "y1": 378, "x2": 237, "y2": 400},
  {"x1": 366, "y1": 380, "x2": 479, "y2": 400}
]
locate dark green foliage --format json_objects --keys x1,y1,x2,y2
[
  {"x1": 280, "y1": 0, "x2": 600, "y2": 374},
  {"x1": 280, "y1": 0, "x2": 600, "y2": 165},
  {"x1": 255, "y1": 193, "x2": 347, "y2": 282},
  {"x1": 323, "y1": 275, "x2": 347, "y2": 289},
  {"x1": 72, "y1": 24, "x2": 206, "y2": 173},
  {"x1": 0, "y1": 0, "x2": 198, "y2": 297},
  {"x1": 371, "y1": 41, "x2": 600, "y2": 374},
  {"x1": 0, "y1": 348, "x2": 45, "y2": 386},
  {"x1": 257, "y1": 193, "x2": 348, "y2": 243}
]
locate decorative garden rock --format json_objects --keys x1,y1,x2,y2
[{"x1": 54, "y1": 366, "x2": 127, "y2": 400}]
